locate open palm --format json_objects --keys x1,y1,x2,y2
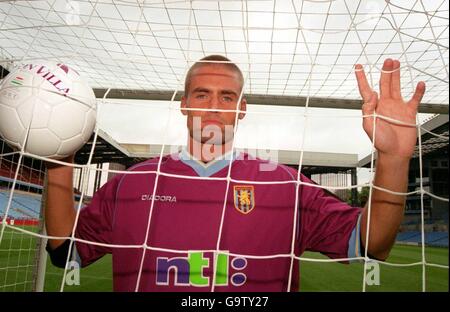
[{"x1": 355, "y1": 59, "x2": 426, "y2": 159}]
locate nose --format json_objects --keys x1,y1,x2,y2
[{"x1": 209, "y1": 94, "x2": 220, "y2": 112}]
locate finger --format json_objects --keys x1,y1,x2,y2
[
  {"x1": 354, "y1": 64, "x2": 373, "y2": 102},
  {"x1": 380, "y1": 58, "x2": 393, "y2": 98},
  {"x1": 362, "y1": 91, "x2": 378, "y2": 116},
  {"x1": 408, "y1": 81, "x2": 426, "y2": 112},
  {"x1": 362, "y1": 92, "x2": 378, "y2": 138},
  {"x1": 391, "y1": 59, "x2": 402, "y2": 99}
]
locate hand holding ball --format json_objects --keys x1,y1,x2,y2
[{"x1": 0, "y1": 62, "x2": 96, "y2": 159}]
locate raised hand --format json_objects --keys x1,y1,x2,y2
[{"x1": 355, "y1": 59, "x2": 426, "y2": 159}]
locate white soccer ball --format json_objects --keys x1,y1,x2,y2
[{"x1": 0, "y1": 62, "x2": 96, "y2": 159}]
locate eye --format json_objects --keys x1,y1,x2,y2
[
  {"x1": 196, "y1": 93, "x2": 208, "y2": 100},
  {"x1": 222, "y1": 96, "x2": 233, "y2": 102}
]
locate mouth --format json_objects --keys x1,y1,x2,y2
[{"x1": 202, "y1": 120, "x2": 223, "y2": 127}]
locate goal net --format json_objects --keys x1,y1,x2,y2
[{"x1": 0, "y1": 0, "x2": 448, "y2": 292}]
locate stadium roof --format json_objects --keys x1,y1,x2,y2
[
  {"x1": 75, "y1": 128, "x2": 133, "y2": 165},
  {"x1": 93, "y1": 88, "x2": 449, "y2": 114},
  {"x1": 0, "y1": 0, "x2": 448, "y2": 113},
  {"x1": 120, "y1": 142, "x2": 359, "y2": 168},
  {"x1": 76, "y1": 130, "x2": 359, "y2": 172},
  {"x1": 1, "y1": 114, "x2": 444, "y2": 174}
]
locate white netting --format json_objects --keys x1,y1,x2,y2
[
  {"x1": 0, "y1": 0, "x2": 448, "y2": 103},
  {"x1": 0, "y1": 145, "x2": 44, "y2": 291},
  {"x1": 0, "y1": 0, "x2": 448, "y2": 292}
]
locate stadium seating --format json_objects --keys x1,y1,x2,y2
[
  {"x1": 1, "y1": 189, "x2": 84, "y2": 221},
  {"x1": 396, "y1": 231, "x2": 449, "y2": 247},
  {"x1": 0, "y1": 190, "x2": 41, "y2": 220},
  {"x1": 0, "y1": 159, "x2": 44, "y2": 187}
]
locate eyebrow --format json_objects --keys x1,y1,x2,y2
[
  {"x1": 221, "y1": 89, "x2": 238, "y2": 97},
  {"x1": 192, "y1": 87, "x2": 238, "y2": 97},
  {"x1": 192, "y1": 87, "x2": 210, "y2": 93}
]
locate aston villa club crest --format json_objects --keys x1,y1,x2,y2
[{"x1": 234, "y1": 185, "x2": 255, "y2": 214}]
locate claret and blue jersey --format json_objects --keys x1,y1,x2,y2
[{"x1": 73, "y1": 149, "x2": 362, "y2": 291}]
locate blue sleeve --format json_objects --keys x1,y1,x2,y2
[{"x1": 347, "y1": 213, "x2": 363, "y2": 262}]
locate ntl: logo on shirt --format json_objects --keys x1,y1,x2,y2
[{"x1": 156, "y1": 252, "x2": 247, "y2": 286}]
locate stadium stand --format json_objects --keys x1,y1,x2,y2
[
  {"x1": 0, "y1": 158, "x2": 44, "y2": 187},
  {"x1": 396, "y1": 231, "x2": 449, "y2": 247},
  {"x1": 0, "y1": 189, "x2": 41, "y2": 225}
]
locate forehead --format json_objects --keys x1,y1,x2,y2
[{"x1": 189, "y1": 64, "x2": 241, "y2": 86}]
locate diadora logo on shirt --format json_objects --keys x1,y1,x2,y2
[
  {"x1": 141, "y1": 194, "x2": 177, "y2": 202},
  {"x1": 156, "y1": 252, "x2": 247, "y2": 287}
]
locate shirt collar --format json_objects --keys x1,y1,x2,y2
[{"x1": 179, "y1": 147, "x2": 239, "y2": 177}]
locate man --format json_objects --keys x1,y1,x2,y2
[{"x1": 45, "y1": 55, "x2": 425, "y2": 291}]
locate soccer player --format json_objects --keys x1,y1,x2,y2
[{"x1": 45, "y1": 55, "x2": 425, "y2": 291}]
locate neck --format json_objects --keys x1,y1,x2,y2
[{"x1": 187, "y1": 136, "x2": 234, "y2": 163}]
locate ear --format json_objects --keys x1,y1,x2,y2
[
  {"x1": 181, "y1": 95, "x2": 188, "y2": 116},
  {"x1": 238, "y1": 98, "x2": 247, "y2": 120}
]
